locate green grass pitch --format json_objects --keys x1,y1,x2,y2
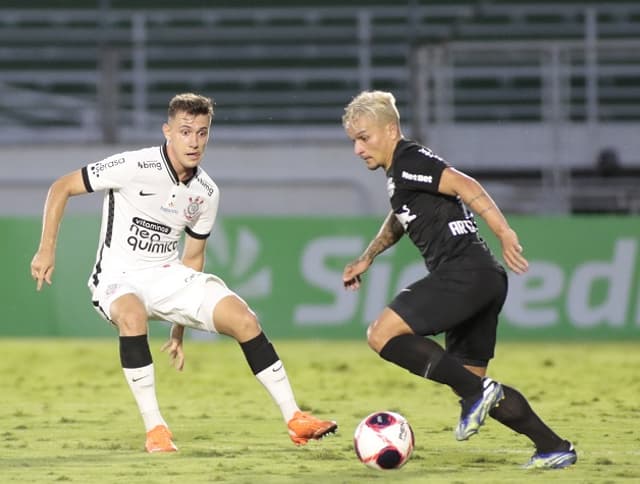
[{"x1": 1, "y1": 338, "x2": 638, "y2": 483}]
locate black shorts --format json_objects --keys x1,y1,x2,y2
[{"x1": 388, "y1": 268, "x2": 507, "y2": 367}]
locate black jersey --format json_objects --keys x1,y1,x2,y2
[{"x1": 387, "y1": 139, "x2": 502, "y2": 273}]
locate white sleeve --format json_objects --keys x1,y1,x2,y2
[
  {"x1": 82, "y1": 153, "x2": 137, "y2": 192},
  {"x1": 186, "y1": 189, "x2": 219, "y2": 239}
]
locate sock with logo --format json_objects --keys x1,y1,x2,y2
[
  {"x1": 489, "y1": 384, "x2": 567, "y2": 453},
  {"x1": 379, "y1": 334, "x2": 482, "y2": 398},
  {"x1": 240, "y1": 332, "x2": 299, "y2": 422},
  {"x1": 120, "y1": 335, "x2": 167, "y2": 432}
]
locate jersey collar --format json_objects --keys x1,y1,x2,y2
[
  {"x1": 161, "y1": 141, "x2": 197, "y2": 185},
  {"x1": 387, "y1": 138, "x2": 412, "y2": 173}
]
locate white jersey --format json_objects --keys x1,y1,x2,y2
[{"x1": 82, "y1": 143, "x2": 219, "y2": 289}]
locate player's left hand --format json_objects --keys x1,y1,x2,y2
[
  {"x1": 500, "y1": 228, "x2": 529, "y2": 274},
  {"x1": 343, "y1": 257, "x2": 371, "y2": 290},
  {"x1": 161, "y1": 337, "x2": 185, "y2": 371}
]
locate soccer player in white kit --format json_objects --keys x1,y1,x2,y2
[{"x1": 30, "y1": 93, "x2": 337, "y2": 453}]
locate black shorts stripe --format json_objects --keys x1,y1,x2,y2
[
  {"x1": 92, "y1": 299, "x2": 113, "y2": 324},
  {"x1": 91, "y1": 243, "x2": 105, "y2": 287}
]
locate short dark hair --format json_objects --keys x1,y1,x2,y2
[{"x1": 168, "y1": 93, "x2": 214, "y2": 119}]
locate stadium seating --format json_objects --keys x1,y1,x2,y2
[
  {"x1": 0, "y1": 1, "x2": 639, "y2": 142},
  {"x1": 2, "y1": 1, "x2": 640, "y2": 214}
]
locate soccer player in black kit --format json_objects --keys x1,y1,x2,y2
[{"x1": 341, "y1": 90, "x2": 577, "y2": 469}]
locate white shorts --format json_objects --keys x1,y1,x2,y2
[{"x1": 89, "y1": 262, "x2": 238, "y2": 333}]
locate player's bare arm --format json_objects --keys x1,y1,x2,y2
[
  {"x1": 181, "y1": 234, "x2": 207, "y2": 272},
  {"x1": 438, "y1": 167, "x2": 529, "y2": 274},
  {"x1": 160, "y1": 234, "x2": 207, "y2": 370},
  {"x1": 30, "y1": 169, "x2": 88, "y2": 291},
  {"x1": 343, "y1": 210, "x2": 405, "y2": 290}
]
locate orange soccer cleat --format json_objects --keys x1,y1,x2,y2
[
  {"x1": 287, "y1": 411, "x2": 337, "y2": 446},
  {"x1": 145, "y1": 425, "x2": 178, "y2": 453}
]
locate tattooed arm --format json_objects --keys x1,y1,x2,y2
[
  {"x1": 362, "y1": 210, "x2": 405, "y2": 262},
  {"x1": 342, "y1": 211, "x2": 404, "y2": 290}
]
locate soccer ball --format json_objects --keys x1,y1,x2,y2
[{"x1": 353, "y1": 411, "x2": 415, "y2": 470}]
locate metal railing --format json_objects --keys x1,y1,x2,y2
[{"x1": 1, "y1": 4, "x2": 640, "y2": 144}]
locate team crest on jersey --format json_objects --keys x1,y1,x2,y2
[
  {"x1": 184, "y1": 196, "x2": 204, "y2": 221},
  {"x1": 387, "y1": 177, "x2": 395, "y2": 197}
]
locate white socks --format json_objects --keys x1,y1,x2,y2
[
  {"x1": 255, "y1": 360, "x2": 300, "y2": 422},
  {"x1": 123, "y1": 363, "x2": 167, "y2": 432},
  {"x1": 123, "y1": 360, "x2": 298, "y2": 430}
]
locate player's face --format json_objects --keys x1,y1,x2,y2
[
  {"x1": 346, "y1": 115, "x2": 398, "y2": 171},
  {"x1": 163, "y1": 111, "x2": 212, "y2": 180}
]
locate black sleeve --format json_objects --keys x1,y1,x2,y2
[{"x1": 393, "y1": 146, "x2": 449, "y2": 194}]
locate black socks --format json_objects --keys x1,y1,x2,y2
[
  {"x1": 378, "y1": 334, "x2": 568, "y2": 453},
  {"x1": 490, "y1": 385, "x2": 567, "y2": 453},
  {"x1": 379, "y1": 334, "x2": 482, "y2": 398},
  {"x1": 119, "y1": 334, "x2": 152, "y2": 368},
  {"x1": 240, "y1": 332, "x2": 279, "y2": 375}
]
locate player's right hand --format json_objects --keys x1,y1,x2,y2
[
  {"x1": 161, "y1": 337, "x2": 185, "y2": 371},
  {"x1": 30, "y1": 250, "x2": 55, "y2": 291},
  {"x1": 161, "y1": 324, "x2": 185, "y2": 371},
  {"x1": 342, "y1": 258, "x2": 371, "y2": 291}
]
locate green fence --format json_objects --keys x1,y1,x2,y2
[{"x1": 3, "y1": 215, "x2": 639, "y2": 340}]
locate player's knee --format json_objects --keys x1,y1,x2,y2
[
  {"x1": 238, "y1": 310, "x2": 261, "y2": 334},
  {"x1": 110, "y1": 294, "x2": 148, "y2": 335},
  {"x1": 367, "y1": 315, "x2": 414, "y2": 354},
  {"x1": 224, "y1": 309, "x2": 262, "y2": 342},
  {"x1": 366, "y1": 320, "x2": 389, "y2": 354},
  {"x1": 113, "y1": 310, "x2": 148, "y2": 335}
]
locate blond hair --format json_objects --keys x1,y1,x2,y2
[{"x1": 342, "y1": 90, "x2": 400, "y2": 130}]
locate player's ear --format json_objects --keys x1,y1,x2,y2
[
  {"x1": 386, "y1": 122, "x2": 398, "y2": 138},
  {"x1": 162, "y1": 122, "x2": 171, "y2": 141}
]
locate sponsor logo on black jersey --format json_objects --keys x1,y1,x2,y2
[
  {"x1": 387, "y1": 178, "x2": 396, "y2": 197},
  {"x1": 418, "y1": 147, "x2": 444, "y2": 162},
  {"x1": 401, "y1": 170, "x2": 433, "y2": 184},
  {"x1": 396, "y1": 204, "x2": 417, "y2": 230},
  {"x1": 137, "y1": 160, "x2": 163, "y2": 170},
  {"x1": 448, "y1": 219, "x2": 478, "y2": 236},
  {"x1": 90, "y1": 157, "x2": 125, "y2": 177}
]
